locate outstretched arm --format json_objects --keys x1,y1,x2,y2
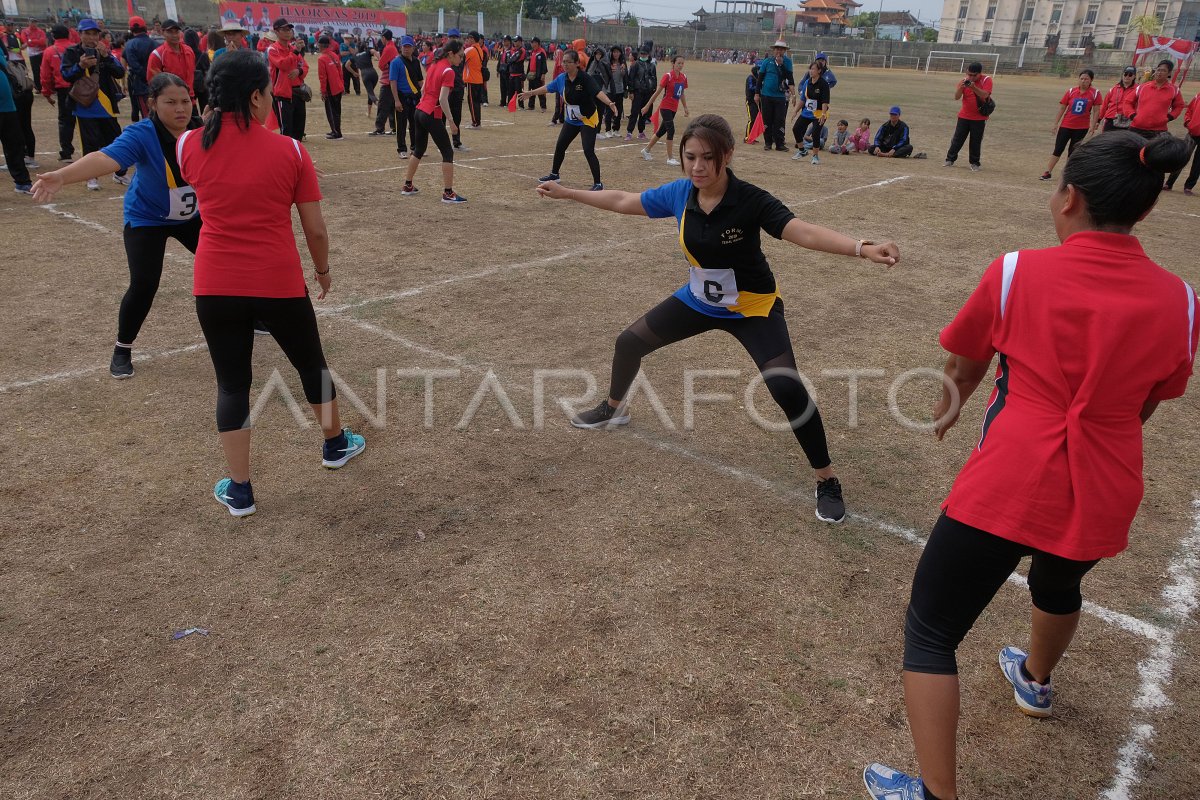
[
  {"x1": 536, "y1": 181, "x2": 647, "y2": 215},
  {"x1": 779, "y1": 218, "x2": 898, "y2": 266},
  {"x1": 31, "y1": 152, "x2": 123, "y2": 201}
]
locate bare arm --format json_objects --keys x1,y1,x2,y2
[
  {"x1": 536, "y1": 181, "x2": 647, "y2": 215},
  {"x1": 30, "y1": 152, "x2": 123, "y2": 202},
  {"x1": 933, "y1": 353, "x2": 993, "y2": 440},
  {"x1": 439, "y1": 85, "x2": 456, "y2": 134},
  {"x1": 1139, "y1": 399, "x2": 1160, "y2": 424},
  {"x1": 296, "y1": 200, "x2": 331, "y2": 299},
  {"x1": 779, "y1": 218, "x2": 898, "y2": 265},
  {"x1": 1052, "y1": 102, "x2": 1067, "y2": 131}
]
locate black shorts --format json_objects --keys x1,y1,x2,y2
[{"x1": 1052, "y1": 126, "x2": 1088, "y2": 157}]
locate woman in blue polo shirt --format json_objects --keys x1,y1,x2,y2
[
  {"x1": 30, "y1": 72, "x2": 201, "y2": 379},
  {"x1": 536, "y1": 113, "x2": 899, "y2": 523}
]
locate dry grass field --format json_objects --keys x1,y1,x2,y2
[{"x1": 1, "y1": 61, "x2": 1198, "y2": 799}]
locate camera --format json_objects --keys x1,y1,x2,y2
[
  {"x1": 962, "y1": 79, "x2": 972, "y2": 86},
  {"x1": 84, "y1": 47, "x2": 97, "y2": 57}
]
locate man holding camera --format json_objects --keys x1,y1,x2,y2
[
  {"x1": 755, "y1": 39, "x2": 793, "y2": 152},
  {"x1": 60, "y1": 18, "x2": 128, "y2": 188},
  {"x1": 944, "y1": 61, "x2": 992, "y2": 171},
  {"x1": 268, "y1": 17, "x2": 308, "y2": 141}
]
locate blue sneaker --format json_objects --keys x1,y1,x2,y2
[
  {"x1": 863, "y1": 763, "x2": 925, "y2": 800},
  {"x1": 999, "y1": 645, "x2": 1053, "y2": 717},
  {"x1": 322, "y1": 427, "x2": 366, "y2": 469},
  {"x1": 441, "y1": 190, "x2": 467, "y2": 204},
  {"x1": 213, "y1": 478, "x2": 256, "y2": 517}
]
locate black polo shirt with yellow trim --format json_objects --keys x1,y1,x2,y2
[{"x1": 640, "y1": 170, "x2": 795, "y2": 318}]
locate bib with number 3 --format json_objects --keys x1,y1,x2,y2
[{"x1": 167, "y1": 186, "x2": 198, "y2": 220}]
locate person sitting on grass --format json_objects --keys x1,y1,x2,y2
[
  {"x1": 869, "y1": 106, "x2": 925, "y2": 159},
  {"x1": 849, "y1": 117, "x2": 871, "y2": 152}
]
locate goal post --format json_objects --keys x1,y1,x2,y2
[
  {"x1": 857, "y1": 53, "x2": 888, "y2": 68},
  {"x1": 889, "y1": 54, "x2": 921, "y2": 69},
  {"x1": 925, "y1": 50, "x2": 1000, "y2": 75},
  {"x1": 817, "y1": 50, "x2": 856, "y2": 67}
]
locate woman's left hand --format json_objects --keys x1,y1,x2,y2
[
  {"x1": 314, "y1": 270, "x2": 331, "y2": 299},
  {"x1": 862, "y1": 241, "x2": 899, "y2": 267}
]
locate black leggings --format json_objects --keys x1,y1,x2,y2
[
  {"x1": 655, "y1": 107, "x2": 677, "y2": 140},
  {"x1": 412, "y1": 109, "x2": 454, "y2": 162},
  {"x1": 626, "y1": 90, "x2": 652, "y2": 133},
  {"x1": 118, "y1": 219, "x2": 202, "y2": 344},
  {"x1": 1051, "y1": 125, "x2": 1087, "y2": 157},
  {"x1": 195, "y1": 295, "x2": 335, "y2": 433},
  {"x1": 792, "y1": 115, "x2": 823, "y2": 150},
  {"x1": 605, "y1": 92, "x2": 624, "y2": 131},
  {"x1": 610, "y1": 295, "x2": 831, "y2": 469},
  {"x1": 904, "y1": 513, "x2": 1099, "y2": 675},
  {"x1": 551, "y1": 123, "x2": 601, "y2": 183}
]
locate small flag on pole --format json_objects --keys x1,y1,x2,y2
[
  {"x1": 508, "y1": 92, "x2": 519, "y2": 112},
  {"x1": 745, "y1": 112, "x2": 764, "y2": 143}
]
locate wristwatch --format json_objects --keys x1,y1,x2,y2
[{"x1": 856, "y1": 240, "x2": 874, "y2": 258}]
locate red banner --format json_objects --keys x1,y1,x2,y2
[
  {"x1": 1134, "y1": 33, "x2": 1197, "y2": 83},
  {"x1": 217, "y1": 2, "x2": 407, "y2": 38}
]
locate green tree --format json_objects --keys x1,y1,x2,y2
[
  {"x1": 524, "y1": 0, "x2": 585, "y2": 20},
  {"x1": 1127, "y1": 13, "x2": 1162, "y2": 38},
  {"x1": 921, "y1": 27, "x2": 937, "y2": 42},
  {"x1": 345, "y1": 0, "x2": 385, "y2": 7}
]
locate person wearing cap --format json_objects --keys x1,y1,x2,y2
[
  {"x1": 39, "y1": 25, "x2": 76, "y2": 161},
  {"x1": 123, "y1": 16, "x2": 155, "y2": 122},
  {"x1": 389, "y1": 34, "x2": 422, "y2": 158},
  {"x1": 1100, "y1": 67, "x2": 1137, "y2": 132},
  {"x1": 316, "y1": 35, "x2": 344, "y2": 139},
  {"x1": 624, "y1": 44, "x2": 656, "y2": 139},
  {"x1": 507, "y1": 35, "x2": 526, "y2": 109},
  {"x1": 524, "y1": 36, "x2": 548, "y2": 113},
  {"x1": 213, "y1": 19, "x2": 249, "y2": 60},
  {"x1": 463, "y1": 31, "x2": 486, "y2": 127},
  {"x1": 870, "y1": 106, "x2": 915, "y2": 158},
  {"x1": 61, "y1": 19, "x2": 130, "y2": 189},
  {"x1": 147, "y1": 19, "x2": 196, "y2": 101},
  {"x1": 19, "y1": 18, "x2": 47, "y2": 94},
  {"x1": 755, "y1": 40, "x2": 793, "y2": 152},
  {"x1": 268, "y1": 17, "x2": 308, "y2": 140},
  {"x1": 372, "y1": 29, "x2": 398, "y2": 136},
  {"x1": 813, "y1": 51, "x2": 837, "y2": 89}
]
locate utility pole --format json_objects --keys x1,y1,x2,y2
[{"x1": 617, "y1": 0, "x2": 625, "y2": 24}]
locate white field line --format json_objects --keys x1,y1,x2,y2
[
  {"x1": 1100, "y1": 497, "x2": 1200, "y2": 800},
  {"x1": 318, "y1": 142, "x2": 639, "y2": 178},
  {"x1": 38, "y1": 202, "x2": 118, "y2": 234},
  {"x1": 0, "y1": 342, "x2": 208, "y2": 394}
]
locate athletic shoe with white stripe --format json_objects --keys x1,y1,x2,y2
[
  {"x1": 213, "y1": 478, "x2": 256, "y2": 517},
  {"x1": 999, "y1": 645, "x2": 1053, "y2": 717},
  {"x1": 862, "y1": 763, "x2": 926, "y2": 800},
  {"x1": 322, "y1": 427, "x2": 367, "y2": 469},
  {"x1": 571, "y1": 400, "x2": 630, "y2": 429}
]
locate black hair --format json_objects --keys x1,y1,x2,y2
[
  {"x1": 183, "y1": 28, "x2": 202, "y2": 59},
  {"x1": 432, "y1": 39, "x2": 462, "y2": 62},
  {"x1": 51, "y1": 24, "x2": 69, "y2": 39},
  {"x1": 318, "y1": 35, "x2": 331, "y2": 48},
  {"x1": 1156, "y1": 59, "x2": 1174, "y2": 72},
  {"x1": 202, "y1": 49, "x2": 269, "y2": 149},
  {"x1": 679, "y1": 114, "x2": 735, "y2": 174},
  {"x1": 1079, "y1": 68, "x2": 1094, "y2": 79},
  {"x1": 967, "y1": 61, "x2": 983, "y2": 73},
  {"x1": 562, "y1": 49, "x2": 579, "y2": 64},
  {"x1": 1060, "y1": 131, "x2": 1190, "y2": 229},
  {"x1": 149, "y1": 70, "x2": 189, "y2": 104},
  {"x1": 808, "y1": 60, "x2": 827, "y2": 73},
  {"x1": 837, "y1": 119, "x2": 848, "y2": 126}
]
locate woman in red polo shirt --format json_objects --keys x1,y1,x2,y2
[
  {"x1": 864, "y1": 132, "x2": 1196, "y2": 800},
  {"x1": 400, "y1": 40, "x2": 465, "y2": 204},
  {"x1": 178, "y1": 50, "x2": 366, "y2": 517},
  {"x1": 639, "y1": 54, "x2": 688, "y2": 165},
  {"x1": 1038, "y1": 69, "x2": 1101, "y2": 181},
  {"x1": 1100, "y1": 66, "x2": 1137, "y2": 132}
]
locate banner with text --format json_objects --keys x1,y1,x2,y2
[{"x1": 217, "y1": 2, "x2": 407, "y2": 36}]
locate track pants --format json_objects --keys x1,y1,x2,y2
[
  {"x1": 551, "y1": 123, "x2": 601, "y2": 183},
  {"x1": 945, "y1": 117, "x2": 986, "y2": 166},
  {"x1": 119, "y1": 218, "x2": 202, "y2": 344},
  {"x1": 324, "y1": 92, "x2": 342, "y2": 137}
]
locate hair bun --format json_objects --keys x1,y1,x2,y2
[{"x1": 1143, "y1": 135, "x2": 1191, "y2": 174}]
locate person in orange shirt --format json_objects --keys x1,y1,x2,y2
[
  {"x1": 1165, "y1": 89, "x2": 1200, "y2": 194},
  {"x1": 463, "y1": 31, "x2": 485, "y2": 128}
]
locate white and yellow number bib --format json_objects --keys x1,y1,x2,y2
[
  {"x1": 804, "y1": 96, "x2": 818, "y2": 114},
  {"x1": 688, "y1": 266, "x2": 739, "y2": 309},
  {"x1": 167, "y1": 186, "x2": 198, "y2": 220}
]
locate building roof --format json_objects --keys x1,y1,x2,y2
[{"x1": 878, "y1": 11, "x2": 922, "y2": 25}]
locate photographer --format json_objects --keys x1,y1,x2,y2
[
  {"x1": 754, "y1": 39, "x2": 793, "y2": 152},
  {"x1": 267, "y1": 17, "x2": 308, "y2": 140},
  {"x1": 943, "y1": 61, "x2": 992, "y2": 171},
  {"x1": 61, "y1": 18, "x2": 128, "y2": 189}
]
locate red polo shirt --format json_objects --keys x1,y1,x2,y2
[
  {"x1": 417, "y1": 60, "x2": 454, "y2": 118},
  {"x1": 147, "y1": 41, "x2": 196, "y2": 97},
  {"x1": 958, "y1": 74, "x2": 993, "y2": 121},
  {"x1": 178, "y1": 116, "x2": 322, "y2": 298},
  {"x1": 1185, "y1": 92, "x2": 1200, "y2": 136},
  {"x1": 940, "y1": 232, "x2": 1198, "y2": 561},
  {"x1": 378, "y1": 40, "x2": 398, "y2": 86},
  {"x1": 1059, "y1": 86, "x2": 1102, "y2": 130},
  {"x1": 1131, "y1": 80, "x2": 1185, "y2": 131}
]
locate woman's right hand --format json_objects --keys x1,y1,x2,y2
[
  {"x1": 536, "y1": 180, "x2": 571, "y2": 200},
  {"x1": 30, "y1": 172, "x2": 63, "y2": 203}
]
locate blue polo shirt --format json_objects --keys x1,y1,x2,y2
[
  {"x1": 757, "y1": 55, "x2": 792, "y2": 99},
  {"x1": 101, "y1": 117, "x2": 200, "y2": 227}
]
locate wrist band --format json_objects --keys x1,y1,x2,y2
[
  {"x1": 856, "y1": 240, "x2": 874, "y2": 258},
  {"x1": 315, "y1": 267, "x2": 329, "y2": 275}
]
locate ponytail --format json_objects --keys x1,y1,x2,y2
[{"x1": 201, "y1": 49, "x2": 270, "y2": 149}]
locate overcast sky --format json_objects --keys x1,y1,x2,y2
[{"x1": 577, "y1": 0, "x2": 946, "y2": 26}]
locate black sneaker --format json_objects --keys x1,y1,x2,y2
[
  {"x1": 367, "y1": 130, "x2": 386, "y2": 137},
  {"x1": 815, "y1": 477, "x2": 846, "y2": 523},
  {"x1": 590, "y1": 183, "x2": 604, "y2": 191},
  {"x1": 775, "y1": 145, "x2": 788, "y2": 152},
  {"x1": 1039, "y1": 171, "x2": 1053, "y2": 181},
  {"x1": 110, "y1": 346, "x2": 134, "y2": 379},
  {"x1": 570, "y1": 400, "x2": 630, "y2": 429},
  {"x1": 540, "y1": 172, "x2": 560, "y2": 182}
]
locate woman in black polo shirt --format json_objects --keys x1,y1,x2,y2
[{"x1": 536, "y1": 113, "x2": 899, "y2": 523}]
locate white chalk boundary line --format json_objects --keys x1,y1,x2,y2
[{"x1": 318, "y1": 142, "x2": 641, "y2": 178}]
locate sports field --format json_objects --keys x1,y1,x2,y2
[{"x1": 1, "y1": 62, "x2": 1197, "y2": 799}]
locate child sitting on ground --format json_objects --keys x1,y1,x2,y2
[
  {"x1": 828, "y1": 120, "x2": 853, "y2": 154},
  {"x1": 850, "y1": 118, "x2": 871, "y2": 152}
]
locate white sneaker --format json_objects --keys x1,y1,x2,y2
[
  {"x1": 666, "y1": 157, "x2": 680, "y2": 166},
  {"x1": 640, "y1": 148, "x2": 653, "y2": 161},
  {"x1": 811, "y1": 154, "x2": 820, "y2": 165},
  {"x1": 113, "y1": 174, "x2": 131, "y2": 186},
  {"x1": 791, "y1": 150, "x2": 805, "y2": 160},
  {"x1": 86, "y1": 178, "x2": 100, "y2": 191}
]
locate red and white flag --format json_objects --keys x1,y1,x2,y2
[{"x1": 1135, "y1": 34, "x2": 1198, "y2": 83}]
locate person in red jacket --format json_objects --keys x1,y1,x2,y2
[
  {"x1": 1165, "y1": 89, "x2": 1200, "y2": 194},
  {"x1": 19, "y1": 19, "x2": 48, "y2": 94},
  {"x1": 267, "y1": 17, "x2": 308, "y2": 141},
  {"x1": 39, "y1": 24, "x2": 76, "y2": 161},
  {"x1": 1130, "y1": 59, "x2": 1184, "y2": 137},
  {"x1": 317, "y1": 35, "x2": 345, "y2": 140},
  {"x1": 1100, "y1": 66, "x2": 1137, "y2": 132},
  {"x1": 146, "y1": 19, "x2": 196, "y2": 99}
]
